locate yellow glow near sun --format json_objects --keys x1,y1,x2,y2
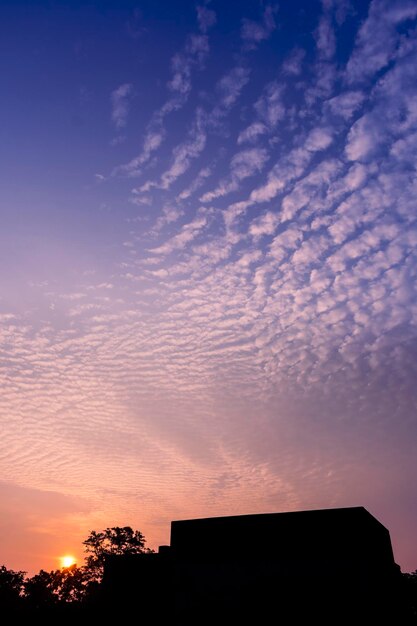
[{"x1": 61, "y1": 555, "x2": 76, "y2": 568}]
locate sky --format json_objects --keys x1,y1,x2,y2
[{"x1": 1, "y1": 0, "x2": 417, "y2": 575}]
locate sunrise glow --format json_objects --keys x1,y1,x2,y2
[{"x1": 60, "y1": 555, "x2": 76, "y2": 569}]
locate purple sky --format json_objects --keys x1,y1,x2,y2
[{"x1": 1, "y1": 0, "x2": 417, "y2": 574}]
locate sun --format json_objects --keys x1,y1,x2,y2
[{"x1": 60, "y1": 555, "x2": 76, "y2": 568}]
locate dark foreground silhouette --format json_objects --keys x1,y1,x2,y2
[
  {"x1": 101, "y1": 507, "x2": 416, "y2": 624},
  {"x1": 1, "y1": 508, "x2": 416, "y2": 623}
]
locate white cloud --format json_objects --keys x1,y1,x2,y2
[
  {"x1": 230, "y1": 148, "x2": 269, "y2": 180},
  {"x1": 345, "y1": 113, "x2": 381, "y2": 161},
  {"x1": 305, "y1": 127, "x2": 334, "y2": 152},
  {"x1": 114, "y1": 28, "x2": 211, "y2": 177},
  {"x1": 177, "y1": 166, "x2": 213, "y2": 201},
  {"x1": 137, "y1": 65, "x2": 252, "y2": 194},
  {"x1": 197, "y1": 5, "x2": 217, "y2": 33},
  {"x1": 315, "y1": 16, "x2": 336, "y2": 60},
  {"x1": 249, "y1": 211, "x2": 280, "y2": 238},
  {"x1": 237, "y1": 122, "x2": 267, "y2": 145},
  {"x1": 111, "y1": 83, "x2": 133, "y2": 129},
  {"x1": 390, "y1": 131, "x2": 417, "y2": 163},
  {"x1": 201, "y1": 148, "x2": 269, "y2": 202},
  {"x1": 269, "y1": 225, "x2": 303, "y2": 262},
  {"x1": 241, "y1": 5, "x2": 278, "y2": 49},
  {"x1": 254, "y1": 82, "x2": 285, "y2": 127},
  {"x1": 282, "y1": 47, "x2": 305, "y2": 76},
  {"x1": 169, "y1": 35, "x2": 209, "y2": 95},
  {"x1": 346, "y1": 0, "x2": 417, "y2": 83},
  {"x1": 149, "y1": 215, "x2": 208, "y2": 256},
  {"x1": 217, "y1": 66, "x2": 250, "y2": 109},
  {"x1": 223, "y1": 140, "x2": 319, "y2": 228},
  {"x1": 160, "y1": 127, "x2": 207, "y2": 190},
  {"x1": 327, "y1": 91, "x2": 365, "y2": 119},
  {"x1": 151, "y1": 205, "x2": 185, "y2": 233},
  {"x1": 140, "y1": 112, "x2": 207, "y2": 192},
  {"x1": 237, "y1": 82, "x2": 285, "y2": 145}
]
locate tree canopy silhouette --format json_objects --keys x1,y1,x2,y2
[
  {"x1": 83, "y1": 526, "x2": 153, "y2": 581},
  {"x1": 24, "y1": 564, "x2": 92, "y2": 608},
  {"x1": 0, "y1": 525, "x2": 152, "y2": 615},
  {"x1": 0, "y1": 565, "x2": 25, "y2": 610}
]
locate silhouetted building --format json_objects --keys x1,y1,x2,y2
[{"x1": 101, "y1": 507, "x2": 407, "y2": 623}]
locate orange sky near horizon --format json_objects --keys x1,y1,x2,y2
[{"x1": 1, "y1": 477, "x2": 416, "y2": 576}]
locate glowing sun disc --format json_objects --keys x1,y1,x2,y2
[{"x1": 61, "y1": 555, "x2": 76, "y2": 568}]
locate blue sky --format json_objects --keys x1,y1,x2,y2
[{"x1": 1, "y1": 0, "x2": 417, "y2": 573}]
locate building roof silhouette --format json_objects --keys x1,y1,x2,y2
[
  {"x1": 170, "y1": 506, "x2": 395, "y2": 567},
  {"x1": 101, "y1": 506, "x2": 405, "y2": 623}
]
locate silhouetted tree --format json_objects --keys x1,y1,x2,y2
[
  {"x1": 24, "y1": 569, "x2": 59, "y2": 609},
  {"x1": 83, "y1": 526, "x2": 153, "y2": 581},
  {"x1": 0, "y1": 565, "x2": 25, "y2": 610},
  {"x1": 24, "y1": 564, "x2": 93, "y2": 609},
  {"x1": 6, "y1": 525, "x2": 151, "y2": 614},
  {"x1": 55, "y1": 564, "x2": 92, "y2": 603}
]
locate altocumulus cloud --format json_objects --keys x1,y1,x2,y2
[{"x1": 2, "y1": 0, "x2": 417, "y2": 573}]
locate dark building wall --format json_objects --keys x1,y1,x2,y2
[
  {"x1": 170, "y1": 506, "x2": 395, "y2": 569},
  {"x1": 101, "y1": 507, "x2": 405, "y2": 623},
  {"x1": 168, "y1": 507, "x2": 399, "y2": 620}
]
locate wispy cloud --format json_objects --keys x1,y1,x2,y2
[
  {"x1": 282, "y1": 47, "x2": 305, "y2": 76},
  {"x1": 114, "y1": 24, "x2": 211, "y2": 177},
  {"x1": 177, "y1": 166, "x2": 213, "y2": 201},
  {"x1": 136, "y1": 65, "x2": 251, "y2": 194},
  {"x1": 237, "y1": 122, "x2": 268, "y2": 145},
  {"x1": 111, "y1": 83, "x2": 133, "y2": 129},
  {"x1": 346, "y1": 0, "x2": 417, "y2": 83},
  {"x1": 196, "y1": 5, "x2": 217, "y2": 33},
  {"x1": 216, "y1": 66, "x2": 251, "y2": 110},
  {"x1": 200, "y1": 148, "x2": 269, "y2": 202},
  {"x1": 138, "y1": 110, "x2": 207, "y2": 192},
  {"x1": 225, "y1": 126, "x2": 335, "y2": 228},
  {"x1": 241, "y1": 5, "x2": 278, "y2": 50},
  {"x1": 326, "y1": 90, "x2": 365, "y2": 119},
  {"x1": 238, "y1": 81, "x2": 285, "y2": 145},
  {"x1": 315, "y1": 15, "x2": 336, "y2": 61},
  {"x1": 148, "y1": 214, "x2": 208, "y2": 256}
]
